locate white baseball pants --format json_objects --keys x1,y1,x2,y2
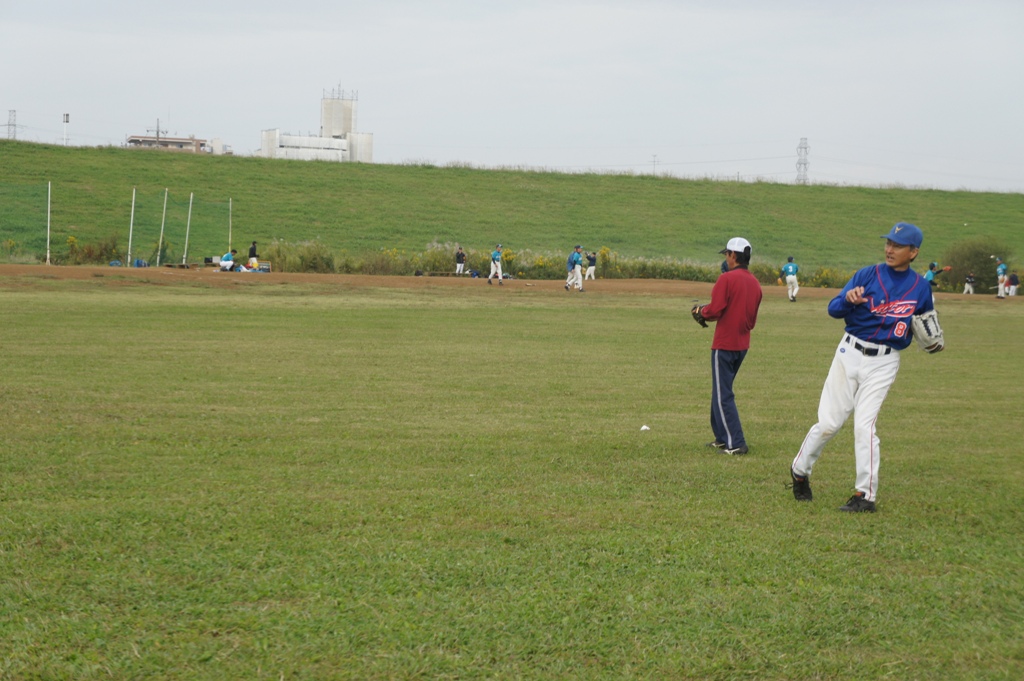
[
  {"x1": 565, "y1": 265, "x2": 582, "y2": 289},
  {"x1": 489, "y1": 261, "x2": 502, "y2": 280},
  {"x1": 786, "y1": 275, "x2": 799, "y2": 300},
  {"x1": 585, "y1": 266, "x2": 595, "y2": 280},
  {"x1": 792, "y1": 334, "x2": 901, "y2": 502},
  {"x1": 456, "y1": 263, "x2": 464, "y2": 274}
]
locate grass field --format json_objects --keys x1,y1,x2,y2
[
  {"x1": 1, "y1": 268, "x2": 1021, "y2": 679},
  {"x1": 2, "y1": 140, "x2": 1022, "y2": 273}
]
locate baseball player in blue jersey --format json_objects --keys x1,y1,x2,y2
[
  {"x1": 789, "y1": 222, "x2": 941, "y2": 512},
  {"x1": 488, "y1": 244, "x2": 503, "y2": 285},
  {"x1": 782, "y1": 256, "x2": 800, "y2": 302},
  {"x1": 564, "y1": 245, "x2": 584, "y2": 292},
  {"x1": 996, "y1": 257, "x2": 1008, "y2": 298}
]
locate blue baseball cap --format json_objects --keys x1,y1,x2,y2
[{"x1": 881, "y1": 222, "x2": 923, "y2": 248}]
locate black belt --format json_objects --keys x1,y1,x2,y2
[{"x1": 845, "y1": 335, "x2": 892, "y2": 357}]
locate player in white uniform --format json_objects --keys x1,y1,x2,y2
[
  {"x1": 996, "y1": 258, "x2": 1007, "y2": 298},
  {"x1": 781, "y1": 256, "x2": 800, "y2": 302},
  {"x1": 789, "y1": 223, "x2": 938, "y2": 513},
  {"x1": 564, "y1": 245, "x2": 584, "y2": 292},
  {"x1": 488, "y1": 244, "x2": 503, "y2": 285}
]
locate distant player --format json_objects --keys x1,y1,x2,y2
[
  {"x1": 963, "y1": 271, "x2": 975, "y2": 295},
  {"x1": 789, "y1": 223, "x2": 939, "y2": 512},
  {"x1": 781, "y1": 256, "x2": 799, "y2": 302},
  {"x1": 488, "y1": 244, "x2": 503, "y2": 285},
  {"x1": 585, "y1": 251, "x2": 597, "y2": 281},
  {"x1": 1009, "y1": 271, "x2": 1020, "y2": 296},
  {"x1": 564, "y1": 245, "x2": 584, "y2": 292},
  {"x1": 220, "y1": 249, "x2": 237, "y2": 271},
  {"x1": 996, "y1": 257, "x2": 1007, "y2": 298},
  {"x1": 455, "y1": 246, "x2": 467, "y2": 275}
]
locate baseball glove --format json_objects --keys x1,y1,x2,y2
[
  {"x1": 777, "y1": 277, "x2": 784, "y2": 286},
  {"x1": 911, "y1": 309, "x2": 944, "y2": 353},
  {"x1": 942, "y1": 265, "x2": 952, "y2": 272},
  {"x1": 691, "y1": 304, "x2": 708, "y2": 328}
]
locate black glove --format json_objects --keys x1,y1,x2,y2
[{"x1": 691, "y1": 304, "x2": 708, "y2": 328}]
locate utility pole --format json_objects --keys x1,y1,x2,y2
[
  {"x1": 147, "y1": 118, "x2": 166, "y2": 142},
  {"x1": 63, "y1": 113, "x2": 70, "y2": 146},
  {"x1": 7, "y1": 110, "x2": 15, "y2": 140},
  {"x1": 796, "y1": 138, "x2": 810, "y2": 185},
  {"x1": 652, "y1": 154, "x2": 658, "y2": 175}
]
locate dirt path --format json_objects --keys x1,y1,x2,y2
[{"x1": 0, "y1": 263, "x2": 835, "y2": 300}]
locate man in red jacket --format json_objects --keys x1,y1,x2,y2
[{"x1": 693, "y1": 237, "x2": 763, "y2": 455}]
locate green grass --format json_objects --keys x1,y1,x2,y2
[
  {"x1": 2, "y1": 140, "x2": 1022, "y2": 270},
  {"x1": 1, "y1": 275, "x2": 1022, "y2": 679}
]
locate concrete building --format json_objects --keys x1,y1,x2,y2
[
  {"x1": 260, "y1": 89, "x2": 373, "y2": 163},
  {"x1": 126, "y1": 134, "x2": 209, "y2": 153},
  {"x1": 125, "y1": 134, "x2": 233, "y2": 155}
]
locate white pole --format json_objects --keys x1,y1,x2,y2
[
  {"x1": 156, "y1": 188, "x2": 168, "y2": 267},
  {"x1": 127, "y1": 187, "x2": 136, "y2": 266},
  {"x1": 228, "y1": 197, "x2": 232, "y2": 251},
  {"x1": 181, "y1": 192, "x2": 194, "y2": 265},
  {"x1": 46, "y1": 181, "x2": 52, "y2": 265}
]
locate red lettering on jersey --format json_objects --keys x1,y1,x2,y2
[
  {"x1": 895, "y1": 321, "x2": 908, "y2": 337},
  {"x1": 872, "y1": 301, "x2": 917, "y2": 317}
]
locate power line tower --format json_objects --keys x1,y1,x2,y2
[
  {"x1": 796, "y1": 137, "x2": 810, "y2": 184},
  {"x1": 7, "y1": 110, "x2": 15, "y2": 140}
]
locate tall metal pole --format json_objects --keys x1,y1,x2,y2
[
  {"x1": 181, "y1": 192, "x2": 194, "y2": 265},
  {"x1": 796, "y1": 138, "x2": 810, "y2": 185},
  {"x1": 228, "y1": 197, "x2": 232, "y2": 251},
  {"x1": 127, "y1": 187, "x2": 136, "y2": 266},
  {"x1": 46, "y1": 181, "x2": 52, "y2": 265},
  {"x1": 157, "y1": 188, "x2": 168, "y2": 267}
]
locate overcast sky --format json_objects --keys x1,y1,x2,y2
[{"x1": 4, "y1": 0, "x2": 1023, "y2": 192}]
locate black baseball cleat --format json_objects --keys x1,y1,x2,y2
[
  {"x1": 488, "y1": 278, "x2": 492, "y2": 285},
  {"x1": 788, "y1": 468, "x2": 812, "y2": 501},
  {"x1": 705, "y1": 441, "x2": 726, "y2": 449},
  {"x1": 839, "y1": 492, "x2": 876, "y2": 513},
  {"x1": 722, "y1": 445, "x2": 748, "y2": 456},
  {"x1": 565, "y1": 283, "x2": 570, "y2": 290}
]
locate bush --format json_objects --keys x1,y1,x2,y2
[
  {"x1": 939, "y1": 237, "x2": 1013, "y2": 293},
  {"x1": 805, "y1": 266, "x2": 854, "y2": 289},
  {"x1": 296, "y1": 241, "x2": 336, "y2": 274},
  {"x1": 52, "y1": 234, "x2": 122, "y2": 265}
]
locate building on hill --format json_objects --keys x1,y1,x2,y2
[
  {"x1": 125, "y1": 134, "x2": 233, "y2": 155},
  {"x1": 259, "y1": 88, "x2": 373, "y2": 163},
  {"x1": 126, "y1": 134, "x2": 207, "y2": 153}
]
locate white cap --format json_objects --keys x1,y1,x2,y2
[{"x1": 719, "y1": 237, "x2": 751, "y2": 254}]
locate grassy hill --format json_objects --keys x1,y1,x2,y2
[{"x1": 1, "y1": 139, "x2": 1021, "y2": 271}]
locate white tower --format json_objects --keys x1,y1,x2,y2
[
  {"x1": 321, "y1": 88, "x2": 357, "y2": 139},
  {"x1": 796, "y1": 138, "x2": 810, "y2": 185}
]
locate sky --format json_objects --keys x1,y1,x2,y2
[{"x1": 3, "y1": 0, "x2": 1023, "y2": 192}]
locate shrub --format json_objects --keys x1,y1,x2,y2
[
  {"x1": 805, "y1": 266, "x2": 854, "y2": 289},
  {"x1": 52, "y1": 234, "x2": 123, "y2": 265},
  {"x1": 296, "y1": 240, "x2": 336, "y2": 274},
  {"x1": 939, "y1": 237, "x2": 1013, "y2": 293}
]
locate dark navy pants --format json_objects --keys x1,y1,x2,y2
[{"x1": 710, "y1": 349, "x2": 748, "y2": 450}]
